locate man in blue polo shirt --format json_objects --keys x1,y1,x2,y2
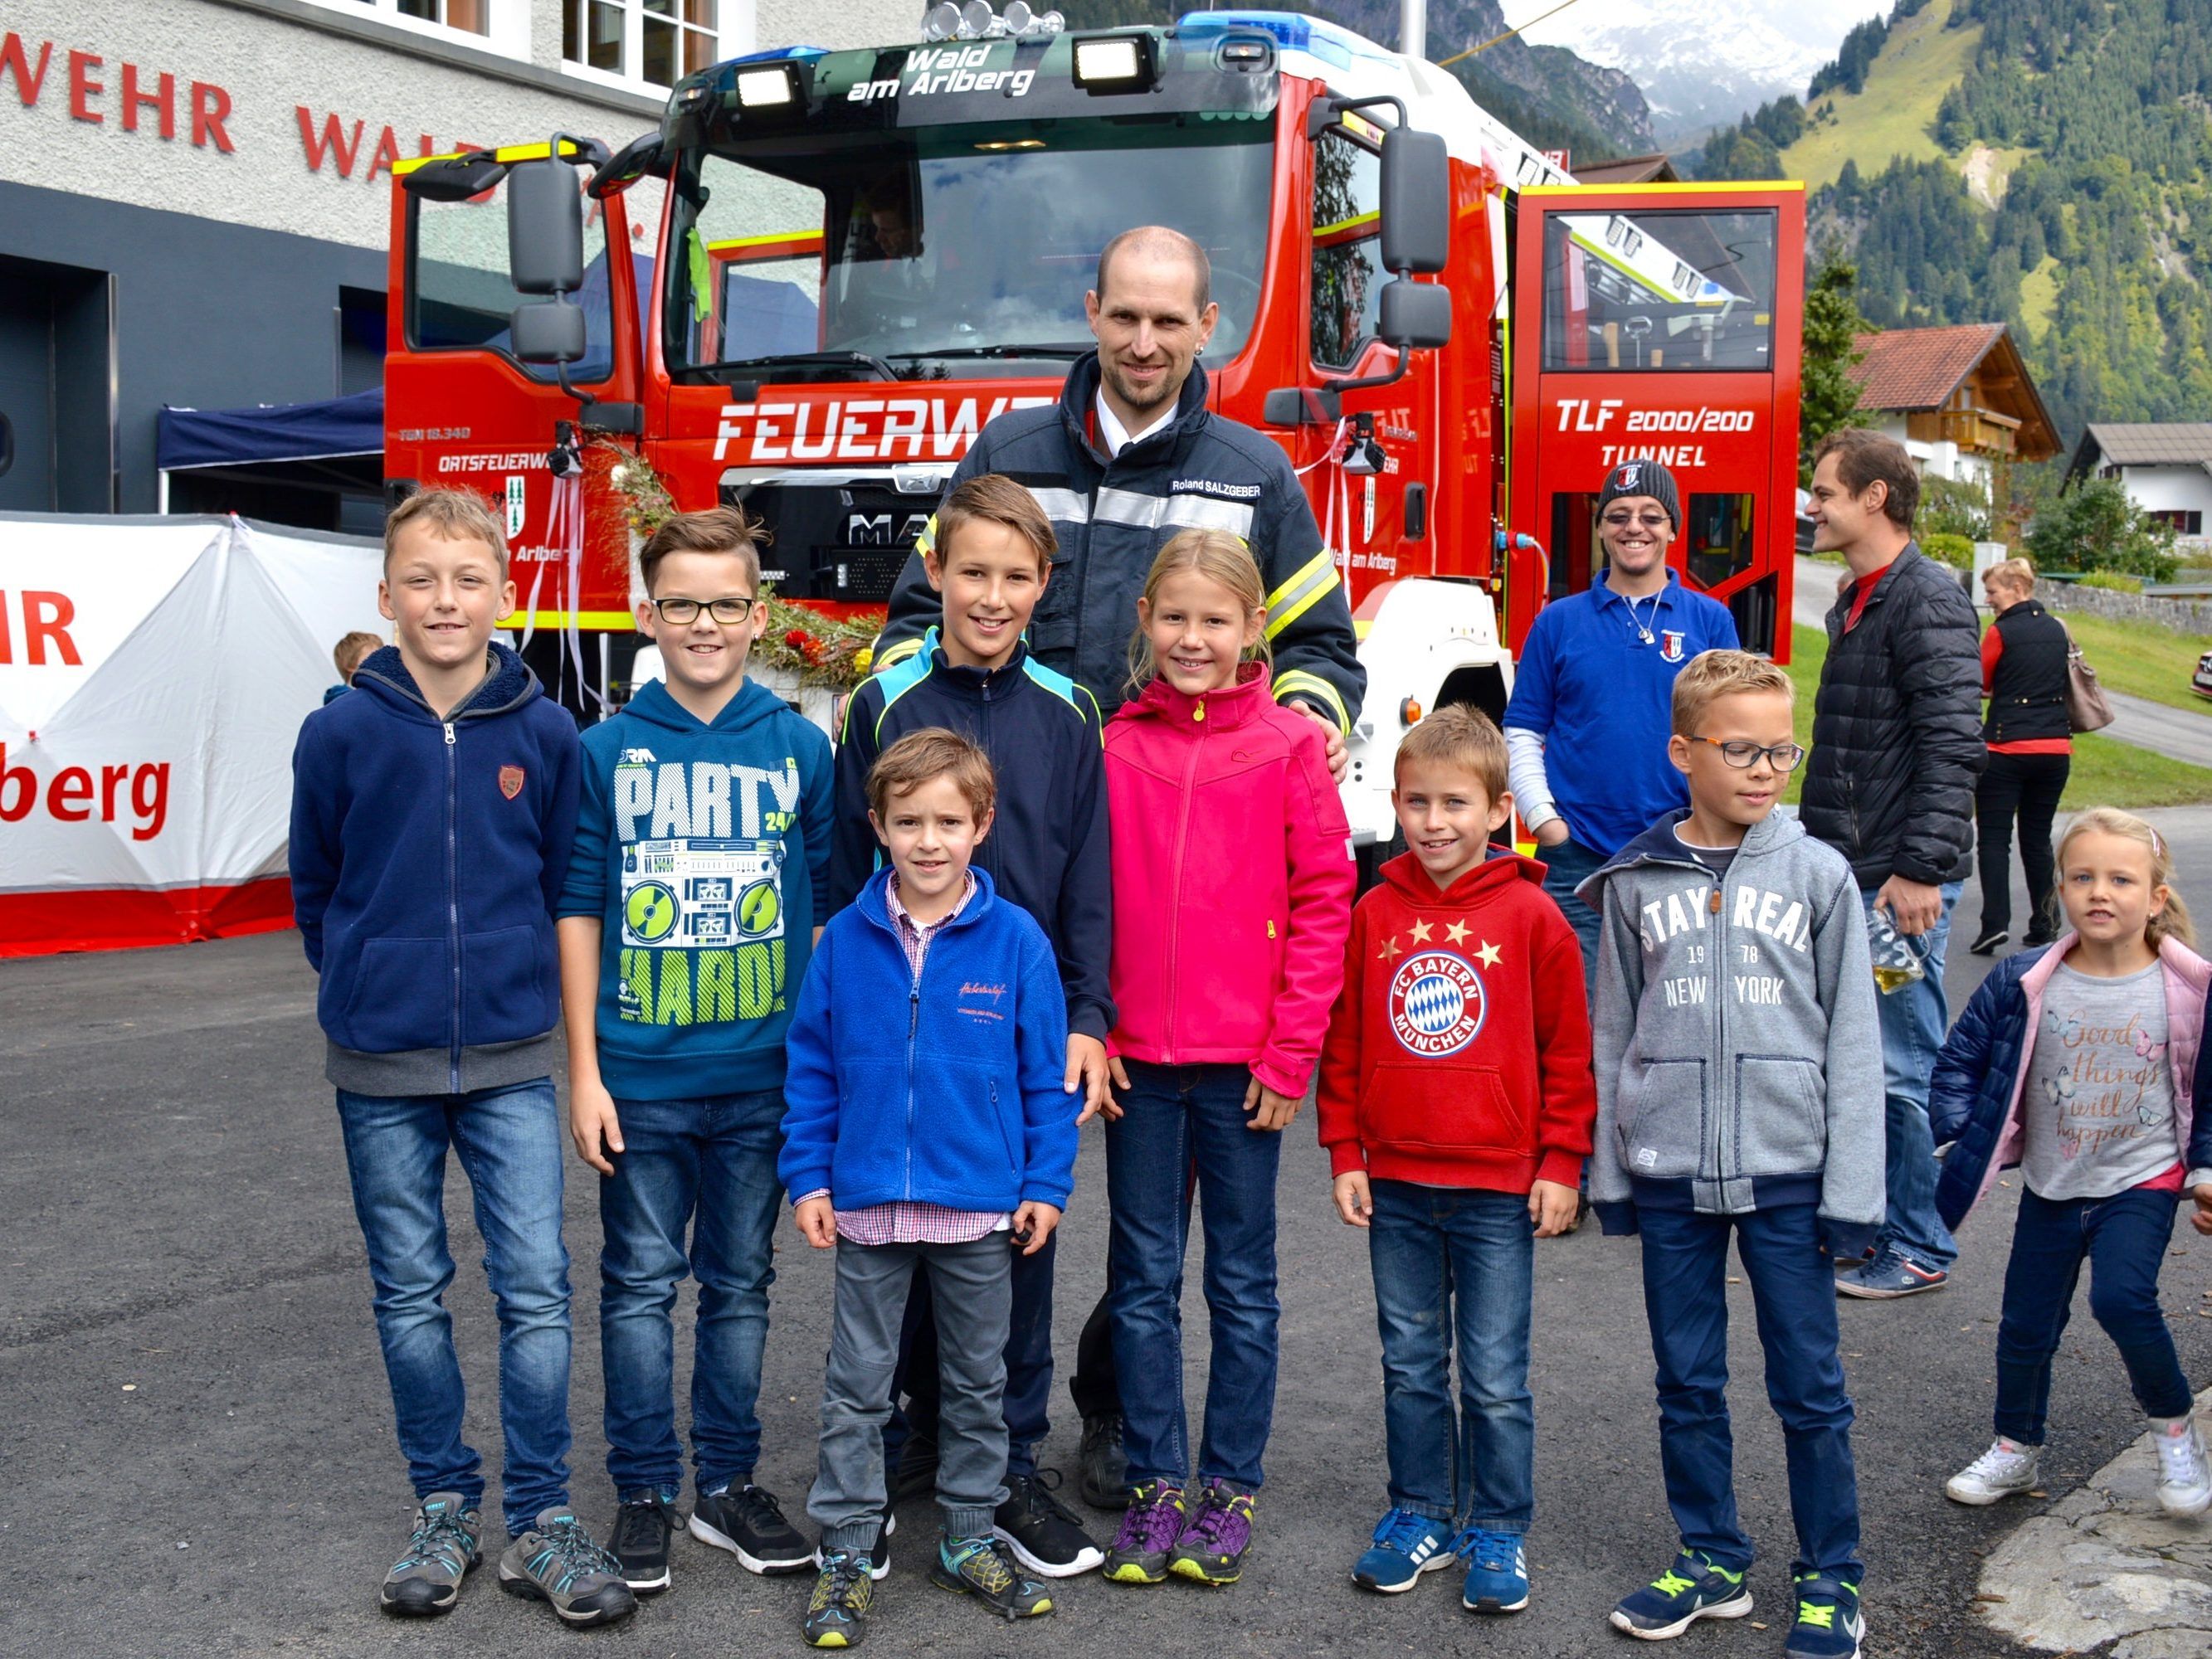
[{"x1": 1503, "y1": 458, "x2": 1740, "y2": 980}]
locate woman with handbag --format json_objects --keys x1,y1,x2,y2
[{"x1": 1971, "y1": 558, "x2": 2073, "y2": 954}]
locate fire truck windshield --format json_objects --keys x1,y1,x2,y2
[
  {"x1": 1540, "y1": 208, "x2": 1779, "y2": 373},
  {"x1": 665, "y1": 119, "x2": 1274, "y2": 382}
]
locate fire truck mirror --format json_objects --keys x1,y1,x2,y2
[
  {"x1": 1378, "y1": 127, "x2": 1449, "y2": 276},
  {"x1": 1378, "y1": 277, "x2": 1451, "y2": 352},
  {"x1": 509, "y1": 298, "x2": 588, "y2": 365},
  {"x1": 506, "y1": 157, "x2": 586, "y2": 296}
]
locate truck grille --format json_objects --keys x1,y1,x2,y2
[{"x1": 719, "y1": 470, "x2": 948, "y2": 605}]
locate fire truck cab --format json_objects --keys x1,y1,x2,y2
[{"x1": 383, "y1": 8, "x2": 1800, "y2": 850}]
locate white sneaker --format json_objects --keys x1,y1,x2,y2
[
  {"x1": 2153, "y1": 1415, "x2": 2212, "y2": 1516},
  {"x1": 1945, "y1": 1437, "x2": 2041, "y2": 1506}
]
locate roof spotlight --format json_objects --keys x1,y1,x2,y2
[
  {"x1": 922, "y1": 2, "x2": 961, "y2": 41},
  {"x1": 959, "y1": 0, "x2": 996, "y2": 38}
]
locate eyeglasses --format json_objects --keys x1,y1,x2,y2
[
  {"x1": 650, "y1": 596, "x2": 758, "y2": 625},
  {"x1": 1601, "y1": 511, "x2": 1671, "y2": 530},
  {"x1": 1693, "y1": 736, "x2": 1806, "y2": 771}
]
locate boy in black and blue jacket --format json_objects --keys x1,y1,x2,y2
[
  {"x1": 557, "y1": 506, "x2": 834, "y2": 1594},
  {"x1": 832, "y1": 473, "x2": 1118, "y2": 1564},
  {"x1": 289, "y1": 487, "x2": 632, "y2": 1630},
  {"x1": 784, "y1": 727, "x2": 1078, "y2": 1647}
]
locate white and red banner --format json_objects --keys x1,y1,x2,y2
[{"x1": 0, "y1": 513, "x2": 385, "y2": 956}]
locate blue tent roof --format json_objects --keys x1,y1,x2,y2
[{"x1": 158, "y1": 387, "x2": 385, "y2": 471}]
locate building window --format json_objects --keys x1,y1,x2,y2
[
  {"x1": 565, "y1": 0, "x2": 724, "y2": 89},
  {"x1": 2149, "y1": 508, "x2": 2204, "y2": 536},
  {"x1": 299, "y1": 0, "x2": 524, "y2": 55}
]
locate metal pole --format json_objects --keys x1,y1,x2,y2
[{"x1": 1402, "y1": 0, "x2": 1427, "y2": 58}]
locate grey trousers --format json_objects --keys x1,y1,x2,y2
[{"x1": 810, "y1": 1234, "x2": 1012, "y2": 1552}]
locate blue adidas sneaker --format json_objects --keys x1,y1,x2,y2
[
  {"x1": 1454, "y1": 1527, "x2": 1529, "y2": 1613},
  {"x1": 1352, "y1": 1507, "x2": 1454, "y2": 1593},
  {"x1": 1783, "y1": 1575, "x2": 1865, "y2": 1659},
  {"x1": 1609, "y1": 1550, "x2": 1752, "y2": 1639}
]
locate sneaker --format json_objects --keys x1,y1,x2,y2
[
  {"x1": 1102, "y1": 1481, "x2": 1186, "y2": 1584},
  {"x1": 1783, "y1": 1575, "x2": 1865, "y2": 1659},
  {"x1": 1609, "y1": 1550, "x2": 1753, "y2": 1639},
  {"x1": 1168, "y1": 1483, "x2": 1257, "y2": 1585},
  {"x1": 689, "y1": 1481, "x2": 814, "y2": 1574},
  {"x1": 1454, "y1": 1526, "x2": 1529, "y2": 1614},
  {"x1": 802, "y1": 1549, "x2": 875, "y2": 1648},
  {"x1": 606, "y1": 1490, "x2": 678, "y2": 1594},
  {"x1": 816, "y1": 1514, "x2": 895, "y2": 1583},
  {"x1": 1970, "y1": 927, "x2": 2009, "y2": 956},
  {"x1": 994, "y1": 1470, "x2": 1104, "y2": 1577},
  {"x1": 889, "y1": 1430, "x2": 938, "y2": 1506},
  {"x1": 1078, "y1": 1411, "x2": 1133, "y2": 1508},
  {"x1": 928, "y1": 1535, "x2": 1055, "y2": 1619},
  {"x1": 1945, "y1": 1437, "x2": 2040, "y2": 1505},
  {"x1": 2154, "y1": 1414, "x2": 2212, "y2": 1516},
  {"x1": 1352, "y1": 1506, "x2": 1455, "y2": 1593},
  {"x1": 378, "y1": 1492, "x2": 481, "y2": 1618},
  {"x1": 496, "y1": 1507, "x2": 637, "y2": 1628},
  {"x1": 1834, "y1": 1248, "x2": 1948, "y2": 1299}
]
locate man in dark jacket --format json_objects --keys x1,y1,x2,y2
[
  {"x1": 874, "y1": 226, "x2": 1364, "y2": 776},
  {"x1": 1800, "y1": 429, "x2": 1987, "y2": 1300}
]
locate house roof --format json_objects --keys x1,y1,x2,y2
[
  {"x1": 2076, "y1": 424, "x2": 2212, "y2": 467},
  {"x1": 1570, "y1": 153, "x2": 1679, "y2": 184},
  {"x1": 1848, "y1": 324, "x2": 2061, "y2": 462}
]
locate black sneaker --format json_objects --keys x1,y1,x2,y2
[
  {"x1": 803, "y1": 1549, "x2": 875, "y2": 1648},
  {"x1": 1970, "y1": 927, "x2": 2009, "y2": 956},
  {"x1": 929, "y1": 1535, "x2": 1054, "y2": 1620},
  {"x1": 994, "y1": 1470, "x2": 1105, "y2": 1577},
  {"x1": 689, "y1": 1482, "x2": 813, "y2": 1574},
  {"x1": 889, "y1": 1430, "x2": 939, "y2": 1505},
  {"x1": 816, "y1": 1513, "x2": 894, "y2": 1583},
  {"x1": 607, "y1": 1490, "x2": 678, "y2": 1594},
  {"x1": 1077, "y1": 1412, "x2": 1133, "y2": 1509}
]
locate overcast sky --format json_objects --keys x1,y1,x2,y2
[{"x1": 1512, "y1": 0, "x2": 1890, "y2": 51}]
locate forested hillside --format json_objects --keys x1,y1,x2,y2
[{"x1": 1697, "y1": 0, "x2": 2212, "y2": 445}]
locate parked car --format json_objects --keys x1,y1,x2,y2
[{"x1": 2193, "y1": 648, "x2": 2212, "y2": 701}]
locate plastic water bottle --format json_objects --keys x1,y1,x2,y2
[{"x1": 1867, "y1": 903, "x2": 1927, "y2": 995}]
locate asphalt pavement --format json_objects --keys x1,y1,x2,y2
[
  {"x1": 1791, "y1": 553, "x2": 2212, "y2": 770},
  {"x1": 7, "y1": 815, "x2": 2212, "y2": 1659}
]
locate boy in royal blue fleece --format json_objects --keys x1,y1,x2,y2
[
  {"x1": 831, "y1": 473, "x2": 1116, "y2": 1567},
  {"x1": 289, "y1": 488, "x2": 632, "y2": 1630},
  {"x1": 557, "y1": 507, "x2": 833, "y2": 1595},
  {"x1": 783, "y1": 728, "x2": 1078, "y2": 1648}
]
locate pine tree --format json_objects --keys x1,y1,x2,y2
[{"x1": 1800, "y1": 260, "x2": 1873, "y2": 478}]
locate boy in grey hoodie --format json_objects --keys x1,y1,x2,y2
[{"x1": 1579, "y1": 651, "x2": 1883, "y2": 1659}]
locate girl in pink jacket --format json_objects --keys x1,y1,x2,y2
[{"x1": 1098, "y1": 528, "x2": 1355, "y2": 1589}]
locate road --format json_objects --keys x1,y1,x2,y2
[
  {"x1": 1792, "y1": 554, "x2": 2212, "y2": 770},
  {"x1": 7, "y1": 815, "x2": 2212, "y2": 1659}
]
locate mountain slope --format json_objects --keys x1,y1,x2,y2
[{"x1": 1781, "y1": 0, "x2": 1981, "y2": 188}]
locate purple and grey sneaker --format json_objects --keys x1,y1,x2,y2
[
  {"x1": 1102, "y1": 1481, "x2": 1186, "y2": 1585},
  {"x1": 1169, "y1": 1485, "x2": 1257, "y2": 1585}
]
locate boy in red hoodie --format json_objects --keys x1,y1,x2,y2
[{"x1": 1318, "y1": 705, "x2": 1595, "y2": 1618}]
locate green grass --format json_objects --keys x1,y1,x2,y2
[
  {"x1": 1781, "y1": 0, "x2": 1983, "y2": 190},
  {"x1": 2017, "y1": 255, "x2": 2061, "y2": 340},
  {"x1": 2049, "y1": 611, "x2": 2212, "y2": 718},
  {"x1": 1781, "y1": 624, "x2": 2212, "y2": 809}
]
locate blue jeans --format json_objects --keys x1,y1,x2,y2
[
  {"x1": 1995, "y1": 1185, "x2": 2194, "y2": 1443},
  {"x1": 1538, "y1": 833, "x2": 1606, "y2": 996},
  {"x1": 1107, "y1": 1060, "x2": 1281, "y2": 1490},
  {"x1": 599, "y1": 1090, "x2": 785, "y2": 1497},
  {"x1": 1367, "y1": 1180, "x2": 1535, "y2": 1532},
  {"x1": 334, "y1": 1080, "x2": 572, "y2": 1537},
  {"x1": 1637, "y1": 1204, "x2": 1861, "y2": 1586},
  {"x1": 1863, "y1": 882, "x2": 1961, "y2": 1272}
]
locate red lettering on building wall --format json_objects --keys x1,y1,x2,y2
[
  {"x1": 122, "y1": 62, "x2": 174, "y2": 139},
  {"x1": 296, "y1": 105, "x2": 365, "y2": 176},
  {"x1": 191, "y1": 81, "x2": 232, "y2": 151},
  {"x1": 66, "y1": 48, "x2": 100, "y2": 123},
  {"x1": 0, "y1": 32, "x2": 52, "y2": 104},
  {"x1": 367, "y1": 124, "x2": 403, "y2": 182}
]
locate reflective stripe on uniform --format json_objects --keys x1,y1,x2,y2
[
  {"x1": 1273, "y1": 668, "x2": 1349, "y2": 733},
  {"x1": 1264, "y1": 549, "x2": 1342, "y2": 640},
  {"x1": 1091, "y1": 486, "x2": 1257, "y2": 539},
  {"x1": 1026, "y1": 487, "x2": 1091, "y2": 525}
]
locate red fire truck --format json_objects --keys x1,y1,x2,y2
[{"x1": 382, "y1": 7, "x2": 1800, "y2": 853}]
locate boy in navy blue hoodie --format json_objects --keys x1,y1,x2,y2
[
  {"x1": 833, "y1": 474, "x2": 1116, "y2": 1568},
  {"x1": 289, "y1": 488, "x2": 631, "y2": 1629},
  {"x1": 558, "y1": 506, "x2": 833, "y2": 1594},
  {"x1": 784, "y1": 727, "x2": 1078, "y2": 1648}
]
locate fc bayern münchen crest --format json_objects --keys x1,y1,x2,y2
[{"x1": 1388, "y1": 951, "x2": 1488, "y2": 1057}]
